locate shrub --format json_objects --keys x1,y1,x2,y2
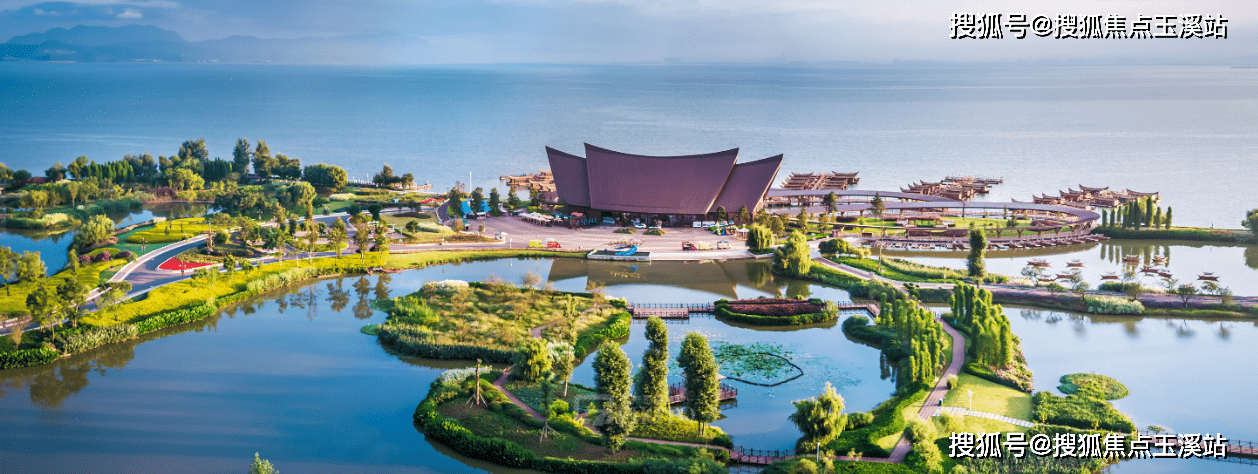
[
  {"x1": 93, "y1": 250, "x2": 113, "y2": 263},
  {"x1": 947, "y1": 374, "x2": 959, "y2": 390},
  {"x1": 613, "y1": 228, "x2": 635, "y2": 234},
  {"x1": 57, "y1": 324, "x2": 139, "y2": 354},
  {"x1": 0, "y1": 348, "x2": 59, "y2": 369},
  {"x1": 846, "y1": 412, "x2": 874, "y2": 429},
  {"x1": 1031, "y1": 384, "x2": 1135, "y2": 432},
  {"x1": 1084, "y1": 295, "x2": 1144, "y2": 314},
  {"x1": 644, "y1": 229, "x2": 665, "y2": 236}
]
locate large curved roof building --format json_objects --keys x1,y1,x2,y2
[{"x1": 546, "y1": 144, "x2": 782, "y2": 221}]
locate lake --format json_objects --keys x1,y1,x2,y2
[
  {"x1": 0, "y1": 257, "x2": 1254, "y2": 473},
  {"x1": 2, "y1": 62, "x2": 1255, "y2": 228}
]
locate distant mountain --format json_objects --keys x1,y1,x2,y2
[
  {"x1": 196, "y1": 32, "x2": 429, "y2": 64},
  {"x1": 2, "y1": 25, "x2": 430, "y2": 63}
]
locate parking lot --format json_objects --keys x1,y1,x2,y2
[{"x1": 472, "y1": 216, "x2": 759, "y2": 260}]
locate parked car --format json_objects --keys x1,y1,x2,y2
[
  {"x1": 546, "y1": 238, "x2": 561, "y2": 248},
  {"x1": 682, "y1": 242, "x2": 696, "y2": 251},
  {"x1": 696, "y1": 242, "x2": 713, "y2": 250},
  {"x1": 716, "y1": 241, "x2": 731, "y2": 249},
  {"x1": 648, "y1": 224, "x2": 661, "y2": 230},
  {"x1": 634, "y1": 222, "x2": 647, "y2": 229}
]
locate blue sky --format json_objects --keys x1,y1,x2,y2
[{"x1": 0, "y1": 0, "x2": 1253, "y2": 63}]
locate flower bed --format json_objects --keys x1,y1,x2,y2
[
  {"x1": 726, "y1": 298, "x2": 823, "y2": 316},
  {"x1": 157, "y1": 257, "x2": 217, "y2": 271}
]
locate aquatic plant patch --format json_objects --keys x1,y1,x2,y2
[
  {"x1": 1057, "y1": 373, "x2": 1129, "y2": 400},
  {"x1": 710, "y1": 341, "x2": 801, "y2": 384}
]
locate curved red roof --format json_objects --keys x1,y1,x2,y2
[{"x1": 547, "y1": 144, "x2": 780, "y2": 215}]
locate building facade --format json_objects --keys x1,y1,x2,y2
[{"x1": 546, "y1": 144, "x2": 782, "y2": 225}]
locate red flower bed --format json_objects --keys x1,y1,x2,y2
[
  {"x1": 727, "y1": 298, "x2": 822, "y2": 317},
  {"x1": 157, "y1": 258, "x2": 216, "y2": 271}
]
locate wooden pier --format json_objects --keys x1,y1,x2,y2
[
  {"x1": 668, "y1": 382, "x2": 738, "y2": 405},
  {"x1": 628, "y1": 303, "x2": 715, "y2": 319}
]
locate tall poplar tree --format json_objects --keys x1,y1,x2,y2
[
  {"x1": 678, "y1": 332, "x2": 719, "y2": 435},
  {"x1": 636, "y1": 316, "x2": 670, "y2": 418},
  {"x1": 966, "y1": 226, "x2": 987, "y2": 277},
  {"x1": 593, "y1": 341, "x2": 635, "y2": 451}
]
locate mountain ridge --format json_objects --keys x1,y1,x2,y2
[{"x1": 2, "y1": 25, "x2": 430, "y2": 63}]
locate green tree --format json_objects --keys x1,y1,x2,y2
[
  {"x1": 677, "y1": 332, "x2": 719, "y2": 435},
  {"x1": 329, "y1": 217, "x2": 348, "y2": 257},
  {"x1": 512, "y1": 338, "x2": 552, "y2": 382},
  {"x1": 56, "y1": 277, "x2": 87, "y2": 328},
  {"x1": 869, "y1": 193, "x2": 885, "y2": 222},
  {"x1": 232, "y1": 138, "x2": 252, "y2": 176},
  {"x1": 966, "y1": 226, "x2": 987, "y2": 277},
  {"x1": 250, "y1": 452, "x2": 278, "y2": 474},
  {"x1": 16, "y1": 251, "x2": 45, "y2": 284},
  {"x1": 488, "y1": 188, "x2": 501, "y2": 213},
  {"x1": 368, "y1": 202, "x2": 383, "y2": 221},
  {"x1": 1175, "y1": 283, "x2": 1198, "y2": 307},
  {"x1": 715, "y1": 206, "x2": 728, "y2": 222},
  {"x1": 302, "y1": 164, "x2": 348, "y2": 189},
  {"x1": 373, "y1": 229, "x2": 390, "y2": 259},
  {"x1": 823, "y1": 191, "x2": 837, "y2": 213},
  {"x1": 352, "y1": 217, "x2": 371, "y2": 261},
  {"x1": 636, "y1": 316, "x2": 670, "y2": 418},
  {"x1": 507, "y1": 188, "x2": 521, "y2": 209},
  {"x1": 0, "y1": 247, "x2": 14, "y2": 296},
  {"x1": 1243, "y1": 209, "x2": 1258, "y2": 240},
  {"x1": 167, "y1": 168, "x2": 205, "y2": 191},
  {"x1": 1165, "y1": 207, "x2": 1172, "y2": 229},
  {"x1": 747, "y1": 224, "x2": 774, "y2": 252},
  {"x1": 71, "y1": 214, "x2": 114, "y2": 252},
  {"x1": 769, "y1": 215, "x2": 786, "y2": 235},
  {"x1": 773, "y1": 230, "x2": 812, "y2": 278},
  {"x1": 67, "y1": 155, "x2": 89, "y2": 180},
  {"x1": 593, "y1": 341, "x2": 635, "y2": 451},
  {"x1": 789, "y1": 382, "x2": 847, "y2": 448},
  {"x1": 552, "y1": 346, "x2": 575, "y2": 397},
  {"x1": 252, "y1": 140, "x2": 274, "y2": 179},
  {"x1": 819, "y1": 238, "x2": 852, "y2": 257},
  {"x1": 66, "y1": 248, "x2": 79, "y2": 274},
  {"x1": 737, "y1": 205, "x2": 751, "y2": 225},
  {"x1": 1144, "y1": 198, "x2": 1154, "y2": 227},
  {"x1": 25, "y1": 280, "x2": 59, "y2": 335}
]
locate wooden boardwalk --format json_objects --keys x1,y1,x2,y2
[
  {"x1": 628, "y1": 303, "x2": 715, "y2": 319},
  {"x1": 668, "y1": 382, "x2": 737, "y2": 405}
]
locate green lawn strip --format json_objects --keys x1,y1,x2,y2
[
  {"x1": 82, "y1": 249, "x2": 576, "y2": 327},
  {"x1": 941, "y1": 373, "x2": 1033, "y2": 421},
  {"x1": 126, "y1": 217, "x2": 215, "y2": 244},
  {"x1": 834, "y1": 257, "x2": 941, "y2": 283}
]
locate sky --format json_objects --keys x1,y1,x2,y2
[{"x1": 0, "y1": 0, "x2": 1254, "y2": 64}]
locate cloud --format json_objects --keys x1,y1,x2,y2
[{"x1": 115, "y1": 6, "x2": 138, "y2": 17}]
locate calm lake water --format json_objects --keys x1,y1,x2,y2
[
  {"x1": 1002, "y1": 306, "x2": 1258, "y2": 473},
  {"x1": 0, "y1": 257, "x2": 1253, "y2": 473},
  {"x1": 2, "y1": 63, "x2": 1255, "y2": 228}
]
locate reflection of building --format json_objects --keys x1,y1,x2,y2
[
  {"x1": 547, "y1": 259, "x2": 783, "y2": 300},
  {"x1": 546, "y1": 144, "x2": 782, "y2": 225}
]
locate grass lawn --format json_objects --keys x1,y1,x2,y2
[
  {"x1": 0, "y1": 257, "x2": 128, "y2": 315},
  {"x1": 942, "y1": 373, "x2": 1033, "y2": 421},
  {"x1": 126, "y1": 217, "x2": 217, "y2": 244},
  {"x1": 386, "y1": 282, "x2": 616, "y2": 351}
]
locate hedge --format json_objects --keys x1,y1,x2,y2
[
  {"x1": 573, "y1": 312, "x2": 630, "y2": 358},
  {"x1": 713, "y1": 299, "x2": 837, "y2": 326},
  {"x1": 0, "y1": 348, "x2": 59, "y2": 369}
]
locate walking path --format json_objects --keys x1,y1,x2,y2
[{"x1": 933, "y1": 407, "x2": 1036, "y2": 428}]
